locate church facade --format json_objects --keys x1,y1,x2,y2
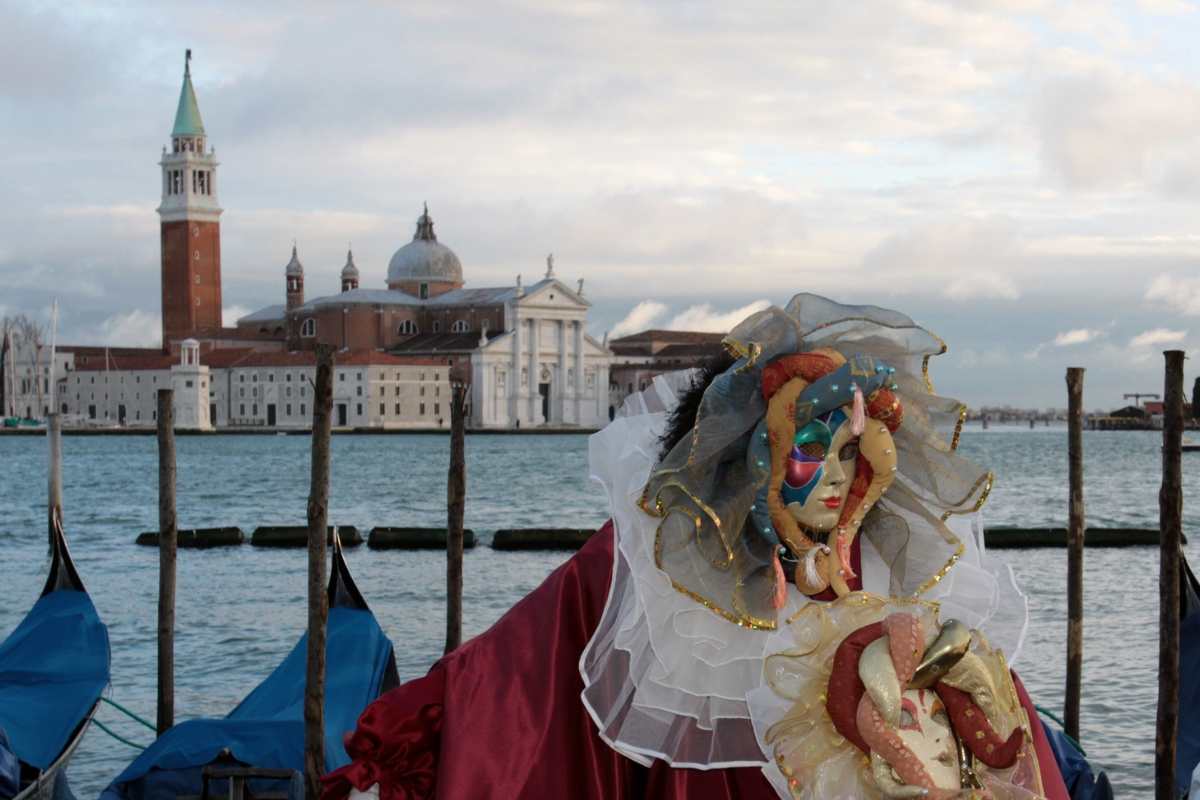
[
  {"x1": 237, "y1": 216, "x2": 612, "y2": 429},
  {"x1": 8, "y1": 53, "x2": 613, "y2": 431}
]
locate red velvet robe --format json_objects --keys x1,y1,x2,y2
[{"x1": 323, "y1": 522, "x2": 1069, "y2": 800}]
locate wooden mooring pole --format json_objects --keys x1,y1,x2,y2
[
  {"x1": 1064, "y1": 367, "x2": 1085, "y2": 742},
  {"x1": 156, "y1": 390, "x2": 177, "y2": 735},
  {"x1": 304, "y1": 346, "x2": 334, "y2": 799},
  {"x1": 445, "y1": 382, "x2": 467, "y2": 655},
  {"x1": 1156, "y1": 350, "x2": 1184, "y2": 799},
  {"x1": 47, "y1": 413, "x2": 63, "y2": 551}
]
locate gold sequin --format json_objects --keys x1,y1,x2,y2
[{"x1": 950, "y1": 404, "x2": 967, "y2": 451}]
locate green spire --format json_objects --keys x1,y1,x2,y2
[{"x1": 171, "y1": 49, "x2": 205, "y2": 137}]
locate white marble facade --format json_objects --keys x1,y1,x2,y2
[{"x1": 469, "y1": 278, "x2": 610, "y2": 429}]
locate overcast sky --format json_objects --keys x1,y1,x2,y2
[{"x1": 3, "y1": 0, "x2": 1200, "y2": 408}]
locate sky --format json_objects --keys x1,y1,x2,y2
[{"x1": 3, "y1": 0, "x2": 1200, "y2": 409}]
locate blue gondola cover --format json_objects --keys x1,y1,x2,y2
[
  {"x1": 1039, "y1": 718, "x2": 1113, "y2": 800},
  {"x1": 0, "y1": 589, "x2": 110, "y2": 771},
  {"x1": 0, "y1": 727, "x2": 19, "y2": 800},
  {"x1": 101, "y1": 605, "x2": 395, "y2": 799}
]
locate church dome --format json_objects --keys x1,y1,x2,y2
[{"x1": 387, "y1": 206, "x2": 463, "y2": 286}]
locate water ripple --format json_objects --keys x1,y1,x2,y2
[{"x1": 0, "y1": 426, "x2": 1194, "y2": 796}]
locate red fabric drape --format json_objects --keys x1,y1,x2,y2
[{"x1": 324, "y1": 522, "x2": 1068, "y2": 800}]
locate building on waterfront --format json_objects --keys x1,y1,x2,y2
[
  {"x1": 55, "y1": 340, "x2": 453, "y2": 430},
  {"x1": 10, "y1": 51, "x2": 612, "y2": 431},
  {"x1": 606, "y1": 329, "x2": 726, "y2": 415}
]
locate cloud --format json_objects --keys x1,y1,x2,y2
[
  {"x1": 1053, "y1": 328, "x2": 1104, "y2": 346},
  {"x1": 97, "y1": 310, "x2": 160, "y2": 347},
  {"x1": 1145, "y1": 273, "x2": 1200, "y2": 316},
  {"x1": 943, "y1": 272, "x2": 1020, "y2": 301},
  {"x1": 223, "y1": 305, "x2": 252, "y2": 327},
  {"x1": 863, "y1": 218, "x2": 1024, "y2": 301},
  {"x1": 667, "y1": 300, "x2": 771, "y2": 333},
  {"x1": 8, "y1": 0, "x2": 1200, "y2": 411},
  {"x1": 1032, "y1": 63, "x2": 1200, "y2": 194},
  {"x1": 609, "y1": 300, "x2": 667, "y2": 338},
  {"x1": 607, "y1": 298, "x2": 770, "y2": 336},
  {"x1": 1136, "y1": 0, "x2": 1195, "y2": 14},
  {"x1": 956, "y1": 346, "x2": 1012, "y2": 368},
  {"x1": 1129, "y1": 328, "x2": 1187, "y2": 348}
]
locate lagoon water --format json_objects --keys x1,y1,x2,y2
[{"x1": 2, "y1": 425, "x2": 1198, "y2": 797}]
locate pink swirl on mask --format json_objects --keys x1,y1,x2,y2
[
  {"x1": 835, "y1": 528, "x2": 856, "y2": 580},
  {"x1": 856, "y1": 694, "x2": 959, "y2": 800},
  {"x1": 884, "y1": 613, "x2": 923, "y2": 685}
]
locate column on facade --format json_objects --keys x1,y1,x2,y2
[
  {"x1": 573, "y1": 320, "x2": 584, "y2": 425},
  {"x1": 528, "y1": 317, "x2": 540, "y2": 423},
  {"x1": 557, "y1": 319, "x2": 568, "y2": 424},
  {"x1": 471, "y1": 357, "x2": 486, "y2": 428},
  {"x1": 510, "y1": 313, "x2": 521, "y2": 426}
]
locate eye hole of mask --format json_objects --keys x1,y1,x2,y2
[
  {"x1": 838, "y1": 441, "x2": 859, "y2": 462},
  {"x1": 798, "y1": 442, "x2": 825, "y2": 459}
]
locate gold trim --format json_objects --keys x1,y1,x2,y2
[
  {"x1": 914, "y1": 538, "x2": 964, "y2": 597},
  {"x1": 921, "y1": 336, "x2": 948, "y2": 395},
  {"x1": 941, "y1": 471, "x2": 995, "y2": 522},
  {"x1": 663, "y1": 573, "x2": 777, "y2": 630},
  {"x1": 722, "y1": 336, "x2": 762, "y2": 373},
  {"x1": 950, "y1": 404, "x2": 968, "y2": 451},
  {"x1": 913, "y1": 471, "x2": 994, "y2": 596},
  {"x1": 650, "y1": 506, "x2": 777, "y2": 630}
]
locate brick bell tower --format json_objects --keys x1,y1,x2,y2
[{"x1": 158, "y1": 50, "x2": 223, "y2": 348}]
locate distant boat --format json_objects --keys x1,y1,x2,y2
[
  {"x1": 0, "y1": 516, "x2": 111, "y2": 800},
  {"x1": 100, "y1": 532, "x2": 398, "y2": 799}
]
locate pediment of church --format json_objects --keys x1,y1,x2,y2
[{"x1": 518, "y1": 278, "x2": 589, "y2": 310}]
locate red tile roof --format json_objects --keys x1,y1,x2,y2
[
  {"x1": 72, "y1": 353, "x2": 174, "y2": 371},
  {"x1": 71, "y1": 348, "x2": 449, "y2": 371},
  {"x1": 610, "y1": 329, "x2": 726, "y2": 345},
  {"x1": 190, "y1": 326, "x2": 286, "y2": 341}
]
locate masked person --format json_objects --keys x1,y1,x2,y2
[{"x1": 323, "y1": 294, "x2": 1070, "y2": 800}]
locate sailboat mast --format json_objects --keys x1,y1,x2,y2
[
  {"x1": 48, "y1": 300, "x2": 58, "y2": 414},
  {"x1": 3, "y1": 328, "x2": 12, "y2": 417},
  {"x1": 47, "y1": 301, "x2": 62, "y2": 549}
]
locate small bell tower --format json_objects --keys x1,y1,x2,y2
[
  {"x1": 158, "y1": 50, "x2": 223, "y2": 347},
  {"x1": 285, "y1": 244, "x2": 305, "y2": 310},
  {"x1": 341, "y1": 247, "x2": 360, "y2": 292}
]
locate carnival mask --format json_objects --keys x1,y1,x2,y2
[
  {"x1": 894, "y1": 689, "x2": 959, "y2": 792},
  {"x1": 826, "y1": 613, "x2": 1026, "y2": 799},
  {"x1": 748, "y1": 348, "x2": 903, "y2": 599},
  {"x1": 781, "y1": 409, "x2": 859, "y2": 534}
]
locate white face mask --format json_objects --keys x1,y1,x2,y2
[
  {"x1": 785, "y1": 419, "x2": 859, "y2": 533},
  {"x1": 894, "y1": 688, "x2": 960, "y2": 791}
]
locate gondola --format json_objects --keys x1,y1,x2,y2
[
  {"x1": 0, "y1": 515, "x2": 111, "y2": 800},
  {"x1": 101, "y1": 532, "x2": 399, "y2": 799}
]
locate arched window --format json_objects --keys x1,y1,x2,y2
[
  {"x1": 432, "y1": 320, "x2": 441, "y2": 333},
  {"x1": 451, "y1": 320, "x2": 470, "y2": 333},
  {"x1": 398, "y1": 320, "x2": 419, "y2": 336},
  {"x1": 301, "y1": 318, "x2": 317, "y2": 337}
]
